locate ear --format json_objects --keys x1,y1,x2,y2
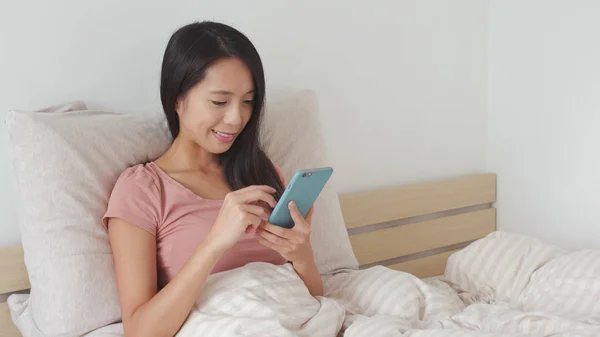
[{"x1": 175, "y1": 96, "x2": 184, "y2": 118}]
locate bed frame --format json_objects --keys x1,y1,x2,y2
[{"x1": 0, "y1": 173, "x2": 496, "y2": 336}]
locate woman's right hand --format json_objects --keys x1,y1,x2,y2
[{"x1": 206, "y1": 185, "x2": 277, "y2": 253}]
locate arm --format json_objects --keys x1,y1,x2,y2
[
  {"x1": 108, "y1": 185, "x2": 277, "y2": 337},
  {"x1": 258, "y1": 202, "x2": 324, "y2": 297},
  {"x1": 291, "y1": 206, "x2": 323, "y2": 296},
  {"x1": 109, "y1": 219, "x2": 225, "y2": 337},
  {"x1": 292, "y1": 252, "x2": 324, "y2": 297}
]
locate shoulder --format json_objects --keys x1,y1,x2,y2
[
  {"x1": 104, "y1": 163, "x2": 162, "y2": 233},
  {"x1": 111, "y1": 163, "x2": 161, "y2": 198},
  {"x1": 118, "y1": 162, "x2": 159, "y2": 181}
]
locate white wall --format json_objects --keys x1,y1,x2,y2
[
  {"x1": 487, "y1": 0, "x2": 600, "y2": 250},
  {"x1": 0, "y1": 0, "x2": 488, "y2": 246}
]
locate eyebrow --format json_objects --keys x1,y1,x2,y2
[{"x1": 210, "y1": 90, "x2": 255, "y2": 95}]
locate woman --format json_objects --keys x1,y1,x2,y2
[{"x1": 103, "y1": 21, "x2": 322, "y2": 337}]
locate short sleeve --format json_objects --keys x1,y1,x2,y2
[{"x1": 102, "y1": 165, "x2": 161, "y2": 236}]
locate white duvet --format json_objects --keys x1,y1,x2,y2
[{"x1": 170, "y1": 231, "x2": 600, "y2": 337}]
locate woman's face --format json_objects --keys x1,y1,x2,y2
[{"x1": 176, "y1": 57, "x2": 255, "y2": 154}]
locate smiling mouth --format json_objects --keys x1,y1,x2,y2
[{"x1": 212, "y1": 129, "x2": 237, "y2": 143}]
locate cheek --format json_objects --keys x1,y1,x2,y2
[
  {"x1": 180, "y1": 103, "x2": 218, "y2": 132},
  {"x1": 241, "y1": 108, "x2": 253, "y2": 127}
]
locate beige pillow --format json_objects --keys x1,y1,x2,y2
[
  {"x1": 262, "y1": 90, "x2": 358, "y2": 275},
  {"x1": 7, "y1": 105, "x2": 171, "y2": 336}
]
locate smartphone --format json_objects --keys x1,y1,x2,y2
[{"x1": 268, "y1": 167, "x2": 333, "y2": 228}]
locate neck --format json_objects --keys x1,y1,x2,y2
[{"x1": 159, "y1": 135, "x2": 220, "y2": 172}]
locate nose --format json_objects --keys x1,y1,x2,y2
[{"x1": 222, "y1": 103, "x2": 243, "y2": 127}]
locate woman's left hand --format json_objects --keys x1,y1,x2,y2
[{"x1": 257, "y1": 201, "x2": 315, "y2": 266}]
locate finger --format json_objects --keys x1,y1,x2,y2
[
  {"x1": 243, "y1": 213, "x2": 262, "y2": 227},
  {"x1": 288, "y1": 201, "x2": 308, "y2": 227},
  {"x1": 241, "y1": 204, "x2": 270, "y2": 221},
  {"x1": 233, "y1": 185, "x2": 276, "y2": 195},
  {"x1": 262, "y1": 223, "x2": 291, "y2": 239},
  {"x1": 259, "y1": 229, "x2": 289, "y2": 246},
  {"x1": 258, "y1": 237, "x2": 283, "y2": 253},
  {"x1": 256, "y1": 230, "x2": 289, "y2": 248},
  {"x1": 266, "y1": 227, "x2": 305, "y2": 245},
  {"x1": 236, "y1": 190, "x2": 277, "y2": 208}
]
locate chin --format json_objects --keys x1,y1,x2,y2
[
  {"x1": 187, "y1": 134, "x2": 232, "y2": 154},
  {"x1": 211, "y1": 146, "x2": 233, "y2": 154},
  {"x1": 206, "y1": 140, "x2": 236, "y2": 154}
]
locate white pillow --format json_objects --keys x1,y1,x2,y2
[
  {"x1": 261, "y1": 90, "x2": 358, "y2": 275},
  {"x1": 444, "y1": 231, "x2": 565, "y2": 304},
  {"x1": 7, "y1": 90, "x2": 357, "y2": 336},
  {"x1": 6, "y1": 104, "x2": 171, "y2": 336},
  {"x1": 519, "y1": 249, "x2": 600, "y2": 323}
]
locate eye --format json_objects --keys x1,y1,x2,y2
[
  {"x1": 243, "y1": 99, "x2": 255, "y2": 105},
  {"x1": 211, "y1": 100, "x2": 227, "y2": 106}
]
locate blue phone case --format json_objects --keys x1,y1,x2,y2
[{"x1": 268, "y1": 167, "x2": 333, "y2": 228}]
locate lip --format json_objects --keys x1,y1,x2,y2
[{"x1": 212, "y1": 129, "x2": 237, "y2": 143}]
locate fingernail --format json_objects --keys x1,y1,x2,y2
[{"x1": 288, "y1": 201, "x2": 294, "y2": 208}]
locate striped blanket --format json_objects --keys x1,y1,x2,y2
[{"x1": 176, "y1": 232, "x2": 600, "y2": 337}]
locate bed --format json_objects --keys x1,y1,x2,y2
[
  {"x1": 0, "y1": 173, "x2": 497, "y2": 336},
  {"x1": 5, "y1": 94, "x2": 600, "y2": 336}
]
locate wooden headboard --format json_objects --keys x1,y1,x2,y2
[
  {"x1": 340, "y1": 173, "x2": 496, "y2": 277},
  {"x1": 0, "y1": 173, "x2": 496, "y2": 336}
]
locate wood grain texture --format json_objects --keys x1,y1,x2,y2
[
  {"x1": 0, "y1": 247, "x2": 29, "y2": 294},
  {"x1": 349, "y1": 208, "x2": 496, "y2": 265},
  {"x1": 388, "y1": 249, "x2": 459, "y2": 278},
  {"x1": 340, "y1": 173, "x2": 496, "y2": 229},
  {"x1": 0, "y1": 301, "x2": 21, "y2": 337}
]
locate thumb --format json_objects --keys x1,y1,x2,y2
[{"x1": 288, "y1": 201, "x2": 307, "y2": 228}]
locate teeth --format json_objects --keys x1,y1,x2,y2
[{"x1": 214, "y1": 130, "x2": 234, "y2": 138}]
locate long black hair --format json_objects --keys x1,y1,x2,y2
[{"x1": 160, "y1": 21, "x2": 284, "y2": 200}]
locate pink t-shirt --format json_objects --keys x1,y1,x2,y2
[{"x1": 103, "y1": 161, "x2": 286, "y2": 287}]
